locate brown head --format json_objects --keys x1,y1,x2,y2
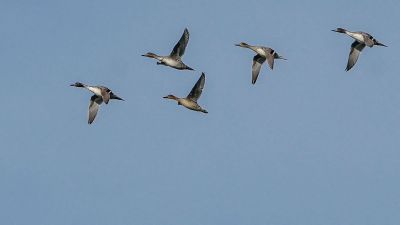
[
  {"x1": 141, "y1": 52, "x2": 159, "y2": 58},
  {"x1": 163, "y1": 94, "x2": 179, "y2": 101}
]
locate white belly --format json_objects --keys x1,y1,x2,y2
[
  {"x1": 87, "y1": 86, "x2": 102, "y2": 96},
  {"x1": 347, "y1": 32, "x2": 364, "y2": 43},
  {"x1": 163, "y1": 58, "x2": 180, "y2": 67},
  {"x1": 255, "y1": 48, "x2": 267, "y2": 57},
  {"x1": 179, "y1": 99, "x2": 199, "y2": 110}
]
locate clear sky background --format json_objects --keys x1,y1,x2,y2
[{"x1": 1, "y1": 1, "x2": 400, "y2": 225}]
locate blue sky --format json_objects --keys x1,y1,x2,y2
[{"x1": 1, "y1": 0, "x2": 400, "y2": 224}]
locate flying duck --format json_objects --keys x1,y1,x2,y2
[
  {"x1": 70, "y1": 82, "x2": 124, "y2": 124},
  {"x1": 163, "y1": 73, "x2": 208, "y2": 113},
  {"x1": 235, "y1": 42, "x2": 286, "y2": 84},
  {"x1": 142, "y1": 28, "x2": 194, "y2": 71},
  {"x1": 332, "y1": 28, "x2": 387, "y2": 71}
]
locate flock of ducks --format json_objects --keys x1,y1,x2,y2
[{"x1": 71, "y1": 27, "x2": 387, "y2": 124}]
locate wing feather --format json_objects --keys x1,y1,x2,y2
[
  {"x1": 88, "y1": 95, "x2": 103, "y2": 124},
  {"x1": 187, "y1": 73, "x2": 205, "y2": 102},
  {"x1": 252, "y1": 54, "x2": 266, "y2": 84},
  {"x1": 170, "y1": 28, "x2": 189, "y2": 59},
  {"x1": 346, "y1": 41, "x2": 365, "y2": 71}
]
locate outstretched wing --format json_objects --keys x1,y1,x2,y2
[
  {"x1": 100, "y1": 88, "x2": 110, "y2": 104},
  {"x1": 187, "y1": 73, "x2": 205, "y2": 102},
  {"x1": 252, "y1": 54, "x2": 266, "y2": 84},
  {"x1": 363, "y1": 33, "x2": 374, "y2": 47},
  {"x1": 170, "y1": 28, "x2": 189, "y2": 59},
  {"x1": 88, "y1": 95, "x2": 103, "y2": 124},
  {"x1": 346, "y1": 41, "x2": 365, "y2": 71},
  {"x1": 265, "y1": 48, "x2": 276, "y2": 70}
]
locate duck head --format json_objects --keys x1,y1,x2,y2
[
  {"x1": 163, "y1": 95, "x2": 179, "y2": 101},
  {"x1": 235, "y1": 42, "x2": 250, "y2": 48},
  {"x1": 70, "y1": 82, "x2": 85, "y2": 88},
  {"x1": 331, "y1": 28, "x2": 347, "y2": 33},
  {"x1": 141, "y1": 52, "x2": 159, "y2": 58}
]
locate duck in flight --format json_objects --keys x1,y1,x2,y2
[
  {"x1": 142, "y1": 28, "x2": 194, "y2": 71},
  {"x1": 70, "y1": 82, "x2": 124, "y2": 124},
  {"x1": 235, "y1": 42, "x2": 286, "y2": 84},
  {"x1": 163, "y1": 73, "x2": 208, "y2": 113},
  {"x1": 332, "y1": 28, "x2": 387, "y2": 71}
]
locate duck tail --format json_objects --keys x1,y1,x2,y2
[{"x1": 186, "y1": 65, "x2": 194, "y2": 71}]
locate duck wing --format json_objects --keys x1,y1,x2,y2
[
  {"x1": 363, "y1": 33, "x2": 374, "y2": 47},
  {"x1": 346, "y1": 41, "x2": 365, "y2": 71},
  {"x1": 100, "y1": 88, "x2": 111, "y2": 104},
  {"x1": 187, "y1": 73, "x2": 205, "y2": 102},
  {"x1": 252, "y1": 54, "x2": 266, "y2": 84},
  {"x1": 88, "y1": 95, "x2": 103, "y2": 124},
  {"x1": 170, "y1": 28, "x2": 189, "y2": 59},
  {"x1": 265, "y1": 49, "x2": 275, "y2": 70}
]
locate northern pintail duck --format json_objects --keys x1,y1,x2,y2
[
  {"x1": 142, "y1": 28, "x2": 194, "y2": 71},
  {"x1": 332, "y1": 28, "x2": 387, "y2": 71},
  {"x1": 70, "y1": 82, "x2": 124, "y2": 124},
  {"x1": 235, "y1": 42, "x2": 286, "y2": 84},
  {"x1": 163, "y1": 73, "x2": 208, "y2": 113}
]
